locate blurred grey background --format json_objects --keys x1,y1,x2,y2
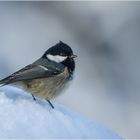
[{"x1": 0, "y1": 1, "x2": 140, "y2": 138}]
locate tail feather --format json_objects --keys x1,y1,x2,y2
[
  {"x1": 0, "y1": 84, "x2": 6, "y2": 87},
  {"x1": 0, "y1": 80, "x2": 8, "y2": 87},
  {"x1": 0, "y1": 76, "x2": 14, "y2": 87}
]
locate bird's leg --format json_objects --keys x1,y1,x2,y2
[
  {"x1": 32, "y1": 94, "x2": 36, "y2": 101},
  {"x1": 46, "y1": 100, "x2": 54, "y2": 109}
]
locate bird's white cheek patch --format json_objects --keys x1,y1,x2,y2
[{"x1": 47, "y1": 54, "x2": 67, "y2": 63}]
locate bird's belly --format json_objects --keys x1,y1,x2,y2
[{"x1": 23, "y1": 67, "x2": 69, "y2": 100}]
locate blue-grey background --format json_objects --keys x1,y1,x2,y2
[{"x1": 0, "y1": 2, "x2": 140, "y2": 138}]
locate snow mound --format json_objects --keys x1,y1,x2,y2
[{"x1": 0, "y1": 86, "x2": 121, "y2": 139}]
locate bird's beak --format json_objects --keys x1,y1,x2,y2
[{"x1": 70, "y1": 54, "x2": 77, "y2": 59}]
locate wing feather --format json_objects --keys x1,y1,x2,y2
[{"x1": 0, "y1": 59, "x2": 65, "y2": 86}]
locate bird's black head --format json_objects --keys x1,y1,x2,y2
[{"x1": 42, "y1": 41, "x2": 77, "y2": 75}]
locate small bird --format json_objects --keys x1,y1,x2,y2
[{"x1": 0, "y1": 41, "x2": 77, "y2": 108}]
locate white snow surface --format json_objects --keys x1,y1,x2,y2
[{"x1": 0, "y1": 86, "x2": 121, "y2": 139}]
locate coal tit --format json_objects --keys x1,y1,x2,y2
[{"x1": 0, "y1": 41, "x2": 77, "y2": 108}]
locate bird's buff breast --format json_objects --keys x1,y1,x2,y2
[{"x1": 23, "y1": 67, "x2": 70, "y2": 100}]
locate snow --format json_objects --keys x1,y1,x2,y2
[{"x1": 0, "y1": 86, "x2": 121, "y2": 139}]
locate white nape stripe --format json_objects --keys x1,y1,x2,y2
[
  {"x1": 39, "y1": 65, "x2": 48, "y2": 71},
  {"x1": 47, "y1": 54, "x2": 67, "y2": 63}
]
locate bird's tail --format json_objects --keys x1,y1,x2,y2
[
  {"x1": 0, "y1": 76, "x2": 12, "y2": 87},
  {"x1": 0, "y1": 84, "x2": 6, "y2": 87}
]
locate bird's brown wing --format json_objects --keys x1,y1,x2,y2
[{"x1": 0, "y1": 64, "x2": 64, "y2": 86}]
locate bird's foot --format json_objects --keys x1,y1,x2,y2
[
  {"x1": 46, "y1": 100, "x2": 54, "y2": 109},
  {"x1": 32, "y1": 94, "x2": 36, "y2": 101}
]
